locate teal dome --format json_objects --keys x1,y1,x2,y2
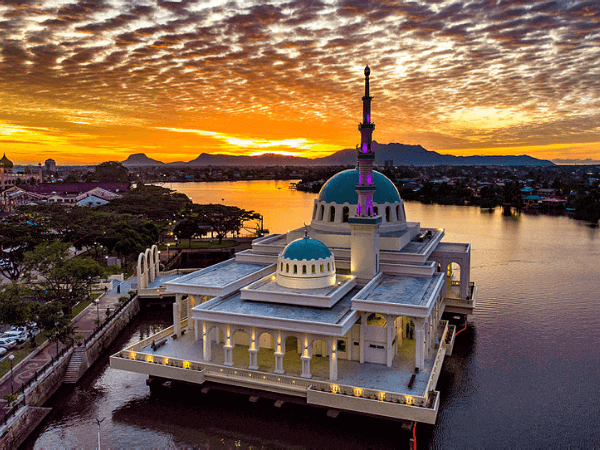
[
  {"x1": 317, "y1": 169, "x2": 400, "y2": 204},
  {"x1": 282, "y1": 237, "x2": 332, "y2": 261}
]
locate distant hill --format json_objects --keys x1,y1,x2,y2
[
  {"x1": 122, "y1": 153, "x2": 164, "y2": 167},
  {"x1": 122, "y1": 143, "x2": 555, "y2": 167}
]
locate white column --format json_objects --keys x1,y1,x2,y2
[
  {"x1": 274, "y1": 330, "x2": 284, "y2": 374},
  {"x1": 329, "y1": 338, "x2": 338, "y2": 381},
  {"x1": 173, "y1": 294, "x2": 182, "y2": 336},
  {"x1": 223, "y1": 324, "x2": 233, "y2": 366},
  {"x1": 386, "y1": 316, "x2": 395, "y2": 368},
  {"x1": 414, "y1": 319, "x2": 425, "y2": 371},
  {"x1": 360, "y1": 313, "x2": 367, "y2": 364},
  {"x1": 187, "y1": 296, "x2": 194, "y2": 331},
  {"x1": 194, "y1": 319, "x2": 200, "y2": 341},
  {"x1": 301, "y1": 334, "x2": 312, "y2": 378},
  {"x1": 249, "y1": 327, "x2": 258, "y2": 370},
  {"x1": 202, "y1": 321, "x2": 212, "y2": 362}
]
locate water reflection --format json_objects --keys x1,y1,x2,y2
[{"x1": 23, "y1": 182, "x2": 600, "y2": 449}]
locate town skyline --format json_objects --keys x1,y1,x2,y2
[{"x1": 1, "y1": 1, "x2": 600, "y2": 165}]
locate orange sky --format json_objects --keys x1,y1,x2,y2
[{"x1": 1, "y1": 1, "x2": 600, "y2": 165}]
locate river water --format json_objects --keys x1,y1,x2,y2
[{"x1": 23, "y1": 181, "x2": 600, "y2": 449}]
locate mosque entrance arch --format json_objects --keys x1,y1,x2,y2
[
  {"x1": 232, "y1": 330, "x2": 250, "y2": 368},
  {"x1": 310, "y1": 339, "x2": 330, "y2": 379},
  {"x1": 282, "y1": 335, "x2": 302, "y2": 376}
]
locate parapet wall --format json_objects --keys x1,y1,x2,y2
[{"x1": 0, "y1": 296, "x2": 141, "y2": 449}]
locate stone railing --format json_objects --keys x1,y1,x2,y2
[
  {"x1": 423, "y1": 320, "x2": 448, "y2": 400},
  {"x1": 113, "y1": 348, "x2": 434, "y2": 409},
  {"x1": 130, "y1": 326, "x2": 175, "y2": 352}
]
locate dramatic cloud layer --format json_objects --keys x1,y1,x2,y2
[{"x1": 1, "y1": 0, "x2": 599, "y2": 164}]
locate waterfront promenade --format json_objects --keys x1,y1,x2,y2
[{"x1": 0, "y1": 278, "x2": 138, "y2": 421}]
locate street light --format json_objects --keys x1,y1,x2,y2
[
  {"x1": 8, "y1": 354, "x2": 15, "y2": 394},
  {"x1": 166, "y1": 243, "x2": 170, "y2": 260},
  {"x1": 94, "y1": 298, "x2": 100, "y2": 327},
  {"x1": 96, "y1": 417, "x2": 105, "y2": 450}
]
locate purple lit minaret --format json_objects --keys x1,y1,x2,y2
[{"x1": 355, "y1": 65, "x2": 377, "y2": 218}]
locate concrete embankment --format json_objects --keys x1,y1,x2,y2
[{"x1": 0, "y1": 296, "x2": 141, "y2": 450}]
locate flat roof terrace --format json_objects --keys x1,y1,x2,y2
[
  {"x1": 352, "y1": 273, "x2": 445, "y2": 318},
  {"x1": 164, "y1": 260, "x2": 274, "y2": 297},
  {"x1": 193, "y1": 288, "x2": 361, "y2": 336}
]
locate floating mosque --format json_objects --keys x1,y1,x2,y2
[{"x1": 111, "y1": 67, "x2": 477, "y2": 425}]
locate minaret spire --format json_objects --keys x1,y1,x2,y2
[
  {"x1": 355, "y1": 65, "x2": 377, "y2": 218},
  {"x1": 348, "y1": 66, "x2": 382, "y2": 283}
]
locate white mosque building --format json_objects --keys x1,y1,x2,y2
[{"x1": 112, "y1": 67, "x2": 477, "y2": 425}]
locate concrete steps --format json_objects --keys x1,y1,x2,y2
[{"x1": 63, "y1": 348, "x2": 86, "y2": 384}]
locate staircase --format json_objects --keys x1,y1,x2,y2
[{"x1": 63, "y1": 347, "x2": 86, "y2": 384}]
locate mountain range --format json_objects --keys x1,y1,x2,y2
[{"x1": 122, "y1": 143, "x2": 555, "y2": 167}]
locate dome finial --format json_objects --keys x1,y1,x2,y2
[{"x1": 303, "y1": 222, "x2": 309, "y2": 238}]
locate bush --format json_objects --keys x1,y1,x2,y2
[{"x1": 118, "y1": 296, "x2": 128, "y2": 303}]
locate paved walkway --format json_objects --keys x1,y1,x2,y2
[{"x1": 0, "y1": 278, "x2": 136, "y2": 419}]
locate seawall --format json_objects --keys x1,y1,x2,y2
[{"x1": 0, "y1": 296, "x2": 141, "y2": 449}]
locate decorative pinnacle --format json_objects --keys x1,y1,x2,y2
[{"x1": 303, "y1": 222, "x2": 309, "y2": 238}]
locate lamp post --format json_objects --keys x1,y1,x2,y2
[
  {"x1": 94, "y1": 298, "x2": 100, "y2": 327},
  {"x1": 96, "y1": 417, "x2": 105, "y2": 450},
  {"x1": 167, "y1": 243, "x2": 170, "y2": 260},
  {"x1": 8, "y1": 354, "x2": 14, "y2": 394}
]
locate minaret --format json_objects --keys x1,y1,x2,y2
[
  {"x1": 348, "y1": 66, "x2": 382, "y2": 283},
  {"x1": 356, "y1": 65, "x2": 377, "y2": 218}
]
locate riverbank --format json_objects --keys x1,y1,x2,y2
[{"x1": 0, "y1": 287, "x2": 141, "y2": 449}]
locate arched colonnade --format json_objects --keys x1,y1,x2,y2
[{"x1": 137, "y1": 245, "x2": 160, "y2": 289}]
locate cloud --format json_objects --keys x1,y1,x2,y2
[{"x1": 0, "y1": 0, "x2": 598, "y2": 163}]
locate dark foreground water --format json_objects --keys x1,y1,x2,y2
[{"x1": 22, "y1": 182, "x2": 600, "y2": 449}]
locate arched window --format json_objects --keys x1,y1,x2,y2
[
  {"x1": 320, "y1": 264, "x2": 324, "y2": 273},
  {"x1": 312, "y1": 265, "x2": 316, "y2": 274},
  {"x1": 373, "y1": 206, "x2": 379, "y2": 216},
  {"x1": 385, "y1": 206, "x2": 390, "y2": 222},
  {"x1": 342, "y1": 206, "x2": 349, "y2": 222},
  {"x1": 313, "y1": 204, "x2": 317, "y2": 219},
  {"x1": 327, "y1": 262, "x2": 330, "y2": 271},
  {"x1": 280, "y1": 262, "x2": 283, "y2": 271},
  {"x1": 293, "y1": 265, "x2": 297, "y2": 274},
  {"x1": 396, "y1": 205, "x2": 400, "y2": 221},
  {"x1": 319, "y1": 205, "x2": 324, "y2": 220},
  {"x1": 329, "y1": 206, "x2": 335, "y2": 222},
  {"x1": 302, "y1": 265, "x2": 307, "y2": 274},
  {"x1": 286, "y1": 263, "x2": 289, "y2": 272}
]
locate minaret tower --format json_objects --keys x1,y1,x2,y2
[
  {"x1": 356, "y1": 65, "x2": 377, "y2": 218},
  {"x1": 348, "y1": 66, "x2": 382, "y2": 283}
]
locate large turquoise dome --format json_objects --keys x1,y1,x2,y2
[
  {"x1": 282, "y1": 237, "x2": 332, "y2": 261},
  {"x1": 317, "y1": 169, "x2": 400, "y2": 204}
]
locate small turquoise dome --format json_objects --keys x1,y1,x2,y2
[
  {"x1": 317, "y1": 169, "x2": 400, "y2": 204},
  {"x1": 282, "y1": 237, "x2": 332, "y2": 261}
]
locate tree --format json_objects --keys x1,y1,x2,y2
[
  {"x1": 87, "y1": 161, "x2": 130, "y2": 183},
  {"x1": 102, "y1": 184, "x2": 191, "y2": 221},
  {"x1": 0, "y1": 282, "x2": 36, "y2": 327},
  {"x1": 193, "y1": 204, "x2": 261, "y2": 244},
  {"x1": 173, "y1": 219, "x2": 199, "y2": 247},
  {"x1": 0, "y1": 215, "x2": 48, "y2": 281},
  {"x1": 25, "y1": 241, "x2": 104, "y2": 315},
  {"x1": 38, "y1": 302, "x2": 78, "y2": 352},
  {"x1": 98, "y1": 219, "x2": 159, "y2": 259}
]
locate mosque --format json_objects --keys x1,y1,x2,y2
[
  {"x1": 111, "y1": 67, "x2": 477, "y2": 425},
  {"x1": 0, "y1": 154, "x2": 42, "y2": 191}
]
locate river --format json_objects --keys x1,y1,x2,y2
[{"x1": 23, "y1": 180, "x2": 600, "y2": 449}]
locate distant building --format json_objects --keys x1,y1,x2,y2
[
  {"x1": 45, "y1": 158, "x2": 57, "y2": 173},
  {"x1": 0, "y1": 153, "x2": 42, "y2": 191},
  {"x1": 384, "y1": 159, "x2": 394, "y2": 167},
  {"x1": 1, "y1": 182, "x2": 128, "y2": 212}
]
